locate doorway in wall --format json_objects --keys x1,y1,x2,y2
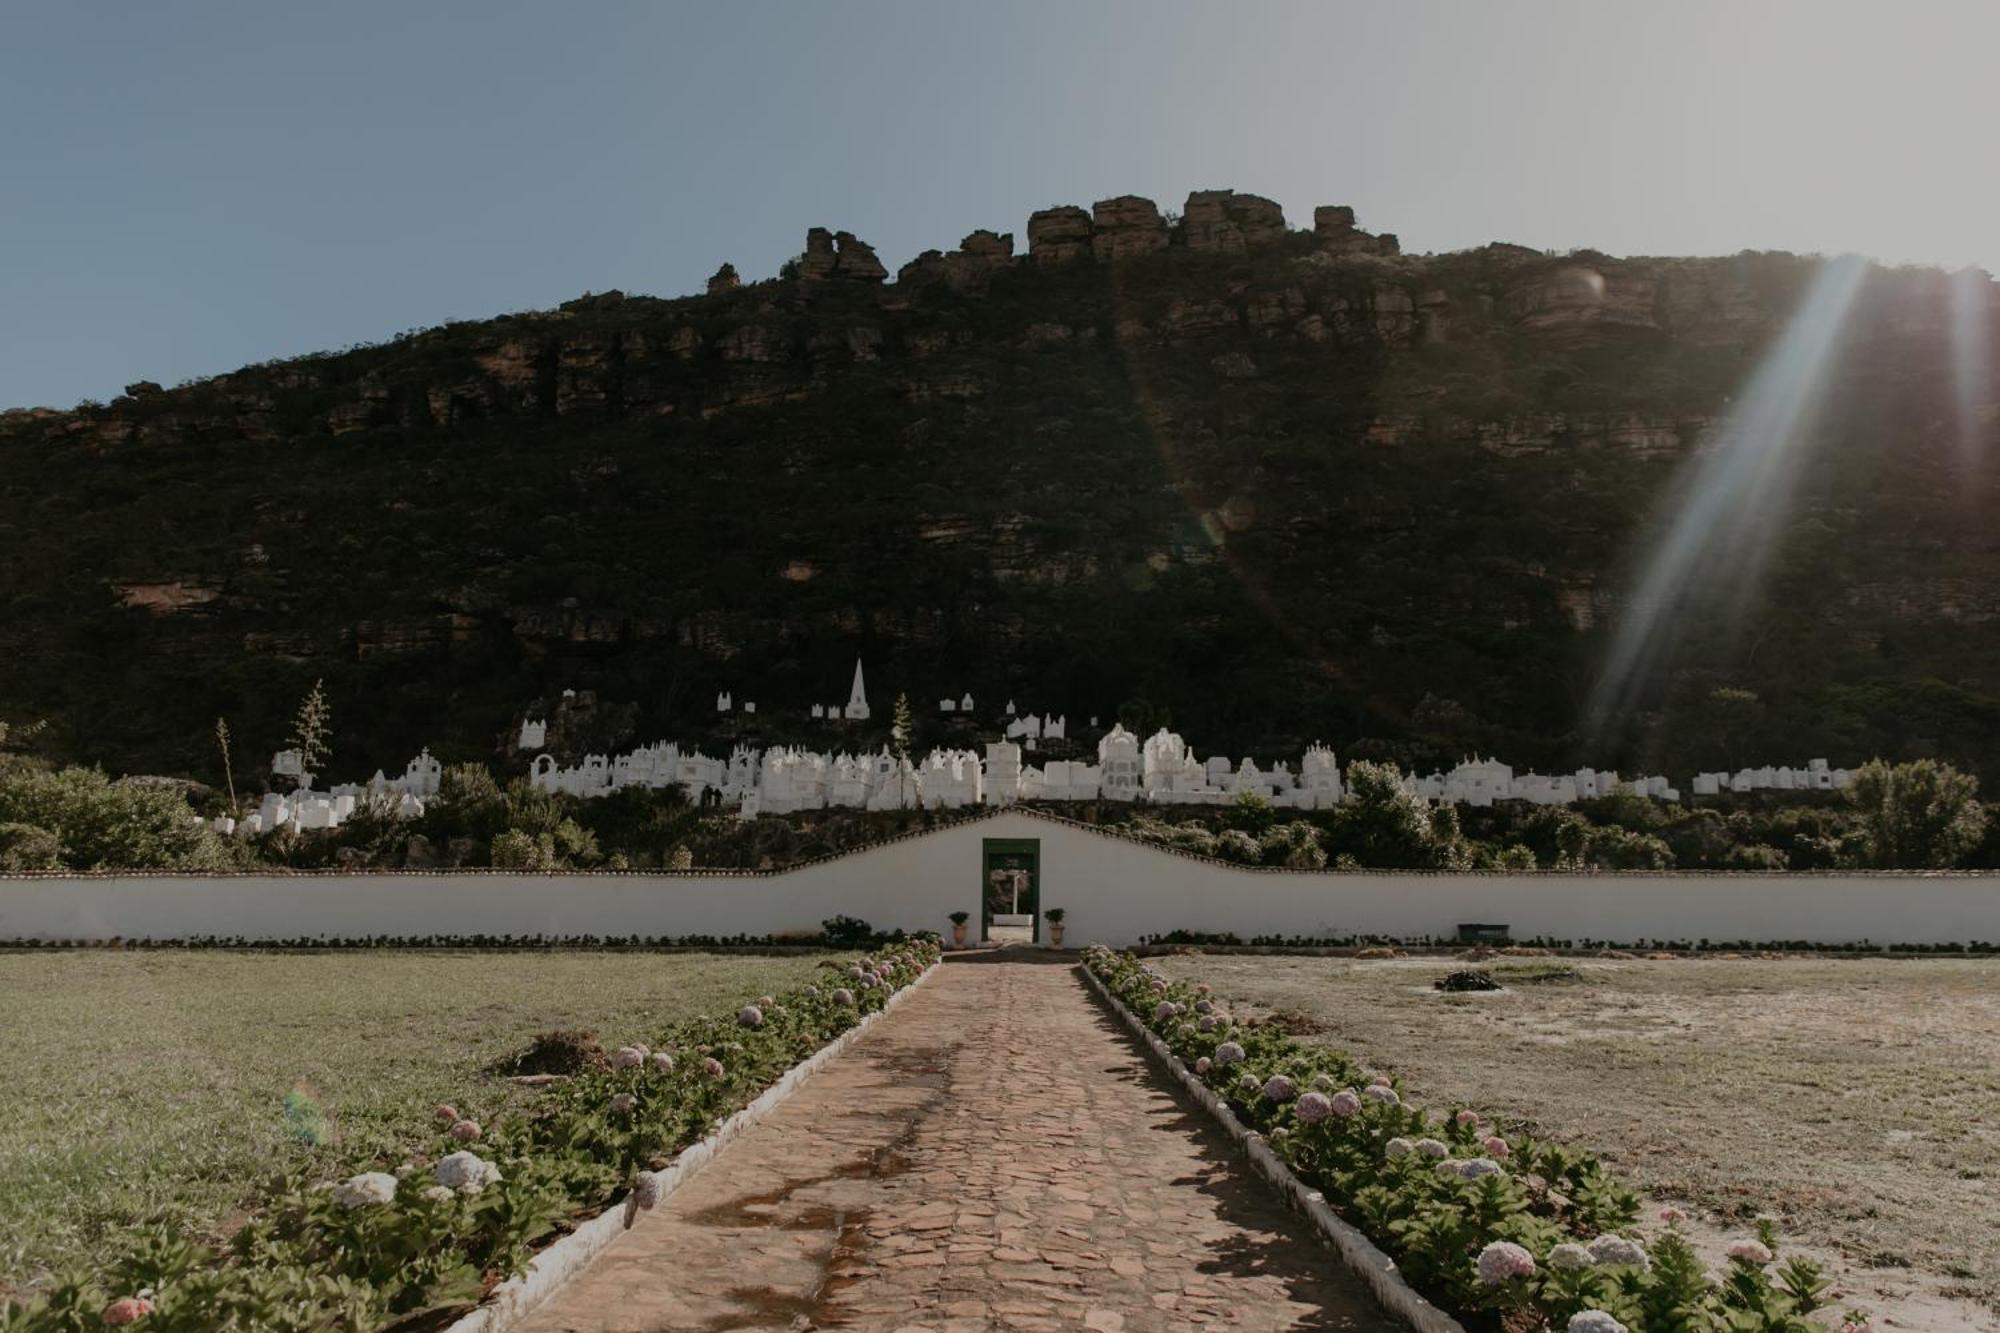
[{"x1": 980, "y1": 837, "x2": 1041, "y2": 944}]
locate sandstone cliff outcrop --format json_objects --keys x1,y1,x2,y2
[
  {"x1": 706, "y1": 263, "x2": 740, "y2": 295},
  {"x1": 1315, "y1": 204, "x2": 1400, "y2": 256},
  {"x1": 896, "y1": 230, "x2": 1016, "y2": 292},
  {"x1": 1027, "y1": 206, "x2": 1093, "y2": 263},
  {"x1": 1090, "y1": 196, "x2": 1170, "y2": 261},
  {"x1": 799, "y1": 228, "x2": 887, "y2": 283},
  {"x1": 1183, "y1": 190, "x2": 1286, "y2": 253}
]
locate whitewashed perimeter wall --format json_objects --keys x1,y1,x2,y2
[{"x1": 1, "y1": 812, "x2": 1995, "y2": 946}]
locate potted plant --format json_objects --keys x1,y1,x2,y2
[
  {"x1": 947, "y1": 910, "x2": 970, "y2": 948},
  {"x1": 1044, "y1": 907, "x2": 1067, "y2": 948}
]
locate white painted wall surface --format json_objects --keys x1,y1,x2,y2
[{"x1": 1, "y1": 812, "x2": 1994, "y2": 946}]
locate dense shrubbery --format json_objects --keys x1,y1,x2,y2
[
  {"x1": 0, "y1": 766, "x2": 236, "y2": 872},
  {"x1": 0, "y1": 727, "x2": 1988, "y2": 873},
  {"x1": 1105, "y1": 759, "x2": 1992, "y2": 872},
  {"x1": 1088, "y1": 948, "x2": 1867, "y2": 1332},
  {"x1": 2, "y1": 939, "x2": 939, "y2": 1331}
]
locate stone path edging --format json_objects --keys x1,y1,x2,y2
[
  {"x1": 442, "y1": 962, "x2": 940, "y2": 1333},
  {"x1": 1079, "y1": 962, "x2": 1467, "y2": 1333}
]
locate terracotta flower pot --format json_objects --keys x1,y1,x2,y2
[
  {"x1": 951, "y1": 922, "x2": 968, "y2": 947},
  {"x1": 1048, "y1": 924, "x2": 1066, "y2": 947}
]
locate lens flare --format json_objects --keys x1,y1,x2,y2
[
  {"x1": 1587, "y1": 255, "x2": 1871, "y2": 733},
  {"x1": 1948, "y1": 265, "x2": 1993, "y2": 470}
]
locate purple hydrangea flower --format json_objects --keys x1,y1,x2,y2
[
  {"x1": 1295, "y1": 1091, "x2": 1332, "y2": 1123},
  {"x1": 1263, "y1": 1075, "x2": 1297, "y2": 1103},
  {"x1": 1214, "y1": 1041, "x2": 1246, "y2": 1066}
]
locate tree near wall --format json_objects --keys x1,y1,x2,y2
[{"x1": 1846, "y1": 758, "x2": 1987, "y2": 869}]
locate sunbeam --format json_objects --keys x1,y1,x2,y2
[
  {"x1": 1949, "y1": 265, "x2": 1993, "y2": 471},
  {"x1": 1586, "y1": 254, "x2": 1872, "y2": 735}
]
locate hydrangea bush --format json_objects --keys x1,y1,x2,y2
[
  {"x1": 1085, "y1": 947, "x2": 1858, "y2": 1333},
  {"x1": 6, "y1": 939, "x2": 940, "y2": 1332}
]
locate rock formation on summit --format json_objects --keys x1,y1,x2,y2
[
  {"x1": 1182, "y1": 190, "x2": 1287, "y2": 253},
  {"x1": 799, "y1": 228, "x2": 887, "y2": 283}
]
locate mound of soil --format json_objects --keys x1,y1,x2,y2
[
  {"x1": 1434, "y1": 969, "x2": 1503, "y2": 993},
  {"x1": 490, "y1": 1028, "x2": 608, "y2": 1077},
  {"x1": 1265, "y1": 1007, "x2": 1332, "y2": 1035}
]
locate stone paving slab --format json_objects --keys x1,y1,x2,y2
[{"x1": 512, "y1": 955, "x2": 1390, "y2": 1331}]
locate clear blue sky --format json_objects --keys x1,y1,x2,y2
[{"x1": 5, "y1": 0, "x2": 1994, "y2": 409}]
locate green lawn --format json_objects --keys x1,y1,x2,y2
[{"x1": 0, "y1": 949, "x2": 838, "y2": 1295}]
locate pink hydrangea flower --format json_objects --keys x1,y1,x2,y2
[
  {"x1": 1363, "y1": 1083, "x2": 1399, "y2": 1105},
  {"x1": 738, "y1": 1005, "x2": 765, "y2": 1029},
  {"x1": 702, "y1": 1056, "x2": 725, "y2": 1078},
  {"x1": 1659, "y1": 1206, "x2": 1686, "y2": 1226},
  {"x1": 1437, "y1": 1157, "x2": 1506, "y2": 1181},
  {"x1": 613, "y1": 1046, "x2": 646, "y2": 1069},
  {"x1": 331, "y1": 1172, "x2": 398, "y2": 1209},
  {"x1": 1727, "y1": 1240, "x2": 1773, "y2": 1265},
  {"x1": 832, "y1": 988, "x2": 855, "y2": 1006},
  {"x1": 1385, "y1": 1137, "x2": 1415, "y2": 1159},
  {"x1": 651, "y1": 1051, "x2": 675, "y2": 1074},
  {"x1": 610, "y1": 1093, "x2": 636, "y2": 1114},
  {"x1": 1475, "y1": 1240, "x2": 1537, "y2": 1284},
  {"x1": 1237, "y1": 1072, "x2": 1262, "y2": 1096},
  {"x1": 1455, "y1": 1109, "x2": 1479, "y2": 1127},
  {"x1": 1195, "y1": 982, "x2": 1211, "y2": 995},
  {"x1": 449, "y1": 1119, "x2": 481, "y2": 1142},
  {"x1": 1194, "y1": 999, "x2": 1213, "y2": 1014},
  {"x1": 1194, "y1": 1056, "x2": 1212, "y2": 1075},
  {"x1": 757, "y1": 994, "x2": 774, "y2": 1007},
  {"x1": 1413, "y1": 1137, "x2": 1449, "y2": 1158},
  {"x1": 1153, "y1": 1001, "x2": 1177, "y2": 1022},
  {"x1": 1263, "y1": 1075, "x2": 1297, "y2": 1103},
  {"x1": 1587, "y1": 1235, "x2": 1649, "y2": 1271},
  {"x1": 1198, "y1": 1015, "x2": 1219, "y2": 1032},
  {"x1": 1568, "y1": 1314, "x2": 1629, "y2": 1333},
  {"x1": 1295, "y1": 1091, "x2": 1332, "y2": 1123},
  {"x1": 1548, "y1": 1243, "x2": 1594, "y2": 1271},
  {"x1": 432, "y1": 1103, "x2": 459, "y2": 1123},
  {"x1": 101, "y1": 1297, "x2": 155, "y2": 1325},
  {"x1": 1483, "y1": 1134, "x2": 1510, "y2": 1160},
  {"x1": 1214, "y1": 1041, "x2": 1246, "y2": 1066},
  {"x1": 1330, "y1": 1090, "x2": 1361, "y2": 1117}
]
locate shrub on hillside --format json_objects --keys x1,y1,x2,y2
[{"x1": 0, "y1": 767, "x2": 232, "y2": 871}]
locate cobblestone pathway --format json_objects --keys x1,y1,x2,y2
[{"x1": 514, "y1": 955, "x2": 1389, "y2": 1331}]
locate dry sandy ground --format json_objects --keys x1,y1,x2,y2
[{"x1": 1157, "y1": 953, "x2": 2000, "y2": 1333}]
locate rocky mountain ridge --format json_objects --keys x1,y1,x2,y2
[{"x1": 2, "y1": 188, "x2": 1996, "y2": 784}]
